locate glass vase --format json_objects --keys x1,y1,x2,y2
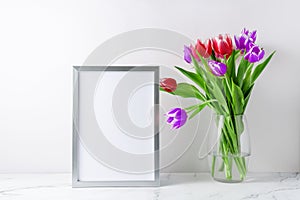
[{"x1": 207, "y1": 114, "x2": 250, "y2": 183}]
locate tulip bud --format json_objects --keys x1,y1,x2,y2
[
  {"x1": 190, "y1": 45, "x2": 200, "y2": 61},
  {"x1": 195, "y1": 39, "x2": 212, "y2": 58},
  {"x1": 234, "y1": 28, "x2": 257, "y2": 52},
  {"x1": 244, "y1": 44, "x2": 265, "y2": 63},
  {"x1": 165, "y1": 108, "x2": 188, "y2": 129},
  {"x1": 183, "y1": 45, "x2": 192, "y2": 63},
  {"x1": 160, "y1": 78, "x2": 177, "y2": 92},
  {"x1": 212, "y1": 34, "x2": 233, "y2": 59},
  {"x1": 208, "y1": 60, "x2": 227, "y2": 76}
]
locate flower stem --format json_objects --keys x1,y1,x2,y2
[
  {"x1": 220, "y1": 136, "x2": 232, "y2": 180},
  {"x1": 211, "y1": 155, "x2": 216, "y2": 177},
  {"x1": 217, "y1": 116, "x2": 247, "y2": 181}
]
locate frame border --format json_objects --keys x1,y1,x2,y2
[{"x1": 72, "y1": 66, "x2": 159, "y2": 187}]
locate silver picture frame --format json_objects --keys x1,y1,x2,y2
[{"x1": 72, "y1": 66, "x2": 159, "y2": 187}]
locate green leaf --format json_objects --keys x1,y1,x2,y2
[
  {"x1": 191, "y1": 56, "x2": 205, "y2": 78},
  {"x1": 188, "y1": 100, "x2": 217, "y2": 120},
  {"x1": 241, "y1": 64, "x2": 254, "y2": 94},
  {"x1": 234, "y1": 50, "x2": 241, "y2": 60},
  {"x1": 174, "y1": 66, "x2": 206, "y2": 92},
  {"x1": 209, "y1": 83, "x2": 228, "y2": 113},
  {"x1": 172, "y1": 83, "x2": 205, "y2": 101},
  {"x1": 237, "y1": 58, "x2": 250, "y2": 86},
  {"x1": 185, "y1": 99, "x2": 217, "y2": 111},
  {"x1": 234, "y1": 116, "x2": 244, "y2": 135},
  {"x1": 185, "y1": 104, "x2": 201, "y2": 113},
  {"x1": 189, "y1": 108, "x2": 202, "y2": 120},
  {"x1": 205, "y1": 92, "x2": 224, "y2": 114},
  {"x1": 196, "y1": 52, "x2": 219, "y2": 89},
  {"x1": 251, "y1": 51, "x2": 276, "y2": 84},
  {"x1": 223, "y1": 78, "x2": 232, "y2": 105},
  {"x1": 243, "y1": 84, "x2": 254, "y2": 110},
  {"x1": 193, "y1": 51, "x2": 229, "y2": 114},
  {"x1": 190, "y1": 56, "x2": 216, "y2": 90},
  {"x1": 244, "y1": 83, "x2": 254, "y2": 99},
  {"x1": 211, "y1": 50, "x2": 217, "y2": 61},
  {"x1": 231, "y1": 81, "x2": 245, "y2": 115},
  {"x1": 226, "y1": 50, "x2": 236, "y2": 80},
  {"x1": 197, "y1": 52, "x2": 211, "y2": 72}
]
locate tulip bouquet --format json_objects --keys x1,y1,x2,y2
[{"x1": 160, "y1": 28, "x2": 275, "y2": 181}]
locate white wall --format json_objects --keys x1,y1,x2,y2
[{"x1": 0, "y1": 0, "x2": 299, "y2": 173}]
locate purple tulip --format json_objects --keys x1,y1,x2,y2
[
  {"x1": 243, "y1": 28, "x2": 257, "y2": 43},
  {"x1": 165, "y1": 108, "x2": 188, "y2": 129},
  {"x1": 234, "y1": 28, "x2": 257, "y2": 52},
  {"x1": 184, "y1": 45, "x2": 192, "y2": 63},
  {"x1": 208, "y1": 60, "x2": 227, "y2": 76},
  {"x1": 244, "y1": 44, "x2": 265, "y2": 63}
]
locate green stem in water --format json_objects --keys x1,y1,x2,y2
[
  {"x1": 211, "y1": 155, "x2": 216, "y2": 177},
  {"x1": 220, "y1": 117, "x2": 247, "y2": 181},
  {"x1": 221, "y1": 137, "x2": 232, "y2": 180}
]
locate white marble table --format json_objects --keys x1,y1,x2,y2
[{"x1": 0, "y1": 173, "x2": 299, "y2": 200}]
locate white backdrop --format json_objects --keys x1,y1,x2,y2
[{"x1": 0, "y1": 0, "x2": 299, "y2": 173}]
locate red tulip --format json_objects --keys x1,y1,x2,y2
[
  {"x1": 212, "y1": 34, "x2": 233, "y2": 59},
  {"x1": 160, "y1": 78, "x2": 177, "y2": 92},
  {"x1": 190, "y1": 45, "x2": 200, "y2": 61},
  {"x1": 195, "y1": 39, "x2": 212, "y2": 58}
]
